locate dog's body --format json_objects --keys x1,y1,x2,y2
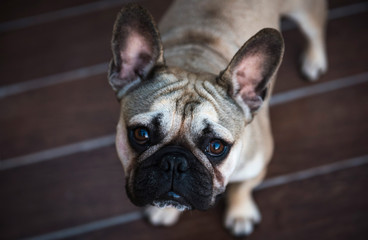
[{"x1": 108, "y1": 0, "x2": 327, "y2": 236}]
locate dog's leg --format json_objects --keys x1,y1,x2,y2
[
  {"x1": 225, "y1": 169, "x2": 266, "y2": 236},
  {"x1": 145, "y1": 205, "x2": 181, "y2": 226},
  {"x1": 284, "y1": 0, "x2": 328, "y2": 81}
]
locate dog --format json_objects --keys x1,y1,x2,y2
[{"x1": 108, "y1": 0, "x2": 327, "y2": 236}]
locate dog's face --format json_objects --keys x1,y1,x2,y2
[
  {"x1": 108, "y1": 4, "x2": 284, "y2": 211},
  {"x1": 115, "y1": 67, "x2": 246, "y2": 210}
]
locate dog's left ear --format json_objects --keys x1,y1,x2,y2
[
  {"x1": 219, "y1": 28, "x2": 284, "y2": 116},
  {"x1": 108, "y1": 4, "x2": 164, "y2": 94}
]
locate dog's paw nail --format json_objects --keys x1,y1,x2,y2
[
  {"x1": 226, "y1": 217, "x2": 256, "y2": 236},
  {"x1": 145, "y1": 206, "x2": 180, "y2": 226},
  {"x1": 301, "y1": 51, "x2": 327, "y2": 81},
  {"x1": 225, "y1": 202, "x2": 261, "y2": 236}
]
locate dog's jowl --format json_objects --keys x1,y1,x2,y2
[{"x1": 108, "y1": 0, "x2": 327, "y2": 236}]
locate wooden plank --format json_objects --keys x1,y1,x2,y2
[
  {"x1": 0, "y1": 6, "x2": 118, "y2": 86},
  {"x1": 269, "y1": 82, "x2": 368, "y2": 177},
  {"x1": 328, "y1": 0, "x2": 367, "y2": 9},
  {"x1": 0, "y1": 0, "x2": 362, "y2": 24},
  {"x1": 269, "y1": 81, "x2": 368, "y2": 176},
  {"x1": 0, "y1": 146, "x2": 137, "y2": 239},
  {"x1": 0, "y1": 74, "x2": 118, "y2": 160},
  {"x1": 1, "y1": 0, "x2": 97, "y2": 22},
  {"x1": 0, "y1": 0, "x2": 173, "y2": 86},
  {"x1": 65, "y1": 164, "x2": 368, "y2": 240}
]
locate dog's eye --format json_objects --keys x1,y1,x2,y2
[
  {"x1": 206, "y1": 140, "x2": 227, "y2": 156},
  {"x1": 133, "y1": 127, "x2": 150, "y2": 144}
]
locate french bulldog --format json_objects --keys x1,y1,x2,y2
[{"x1": 108, "y1": 0, "x2": 327, "y2": 236}]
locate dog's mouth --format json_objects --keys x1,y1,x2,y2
[
  {"x1": 129, "y1": 145, "x2": 214, "y2": 211},
  {"x1": 152, "y1": 191, "x2": 192, "y2": 211}
]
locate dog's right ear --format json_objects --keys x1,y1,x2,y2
[
  {"x1": 218, "y1": 28, "x2": 284, "y2": 118},
  {"x1": 108, "y1": 4, "x2": 164, "y2": 94}
]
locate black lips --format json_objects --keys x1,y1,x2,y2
[{"x1": 126, "y1": 146, "x2": 213, "y2": 210}]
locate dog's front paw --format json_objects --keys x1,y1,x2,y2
[
  {"x1": 144, "y1": 205, "x2": 181, "y2": 226},
  {"x1": 224, "y1": 200, "x2": 261, "y2": 236},
  {"x1": 301, "y1": 47, "x2": 327, "y2": 81}
]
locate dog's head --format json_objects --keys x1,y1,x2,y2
[{"x1": 108, "y1": 4, "x2": 284, "y2": 211}]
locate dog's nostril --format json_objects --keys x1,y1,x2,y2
[
  {"x1": 160, "y1": 154, "x2": 188, "y2": 173},
  {"x1": 160, "y1": 156, "x2": 170, "y2": 171},
  {"x1": 177, "y1": 158, "x2": 188, "y2": 172}
]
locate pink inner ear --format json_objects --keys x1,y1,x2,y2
[
  {"x1": 234, "y1": 53, "x2": 264, "y2": 98},
  {"x1": 119, "y1": 31, "x2": 153, "y2": 80}
]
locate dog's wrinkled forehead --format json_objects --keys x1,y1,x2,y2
[{"x1": 121, "y1": 67, "x2": 244, "y2": 147}]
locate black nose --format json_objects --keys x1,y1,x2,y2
[{"x1": 160, "y1": 153, "x2": 189, "y2": 174}]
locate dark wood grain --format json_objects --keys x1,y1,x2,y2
[
  {"x1": 328, "y1": 0, "x2": 367, "y2": 8},
  {"x1": 0, "y1": 0, "x2": 361, "y2": 24},
  {"x1": 67, "y1": 164, "x2": 368, "y2": 240},
  {"x1": 0, "y1": 0, "x2": 173, "y2": 86},
  {"x1": 1, "y1": 0, "x2": 97, "y2": 22},
  {"x1": 0, "y1": 74, "x2": 119, "y2": 160},
  {"x1": 269, "y1": 82, "x2": 368, "y2": 177},
  {"x1": 0, "y1": 6, "x2": 118, "y2": 86},
  {"x1": 0, "y1": 146, "x2": 137, "y2": 240}
]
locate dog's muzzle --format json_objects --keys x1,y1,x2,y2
[{"x1": 127, "y1": 146, "x2": 213, "y2": 210}]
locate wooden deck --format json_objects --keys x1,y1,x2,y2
[{"x1": 0, "y1": 0, "x2": 367, "y2": 239}]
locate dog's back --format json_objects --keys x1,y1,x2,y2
[
  {"x1": 160, "y1": 0, "x2": 280, "y2": 71},
  {"x1": 160, "y1": 0, "x2": 327, "y2": 81}
]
